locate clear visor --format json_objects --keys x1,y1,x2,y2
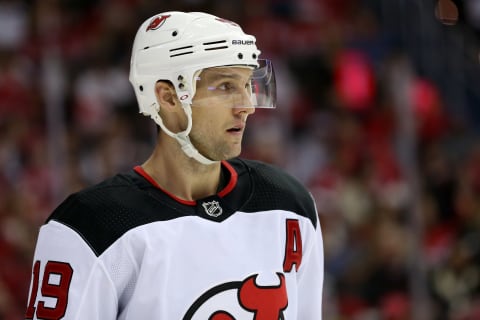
[{"x1": 191, "y1": 59, "x2": 276, "y2": 109}]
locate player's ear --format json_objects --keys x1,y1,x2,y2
[{"x1": 155, "y1": 81, "x2": 179, "y2": 111}]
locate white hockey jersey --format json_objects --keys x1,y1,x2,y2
[{"x1": 25, "y1": 158, "x2": 324, "y2": 319}]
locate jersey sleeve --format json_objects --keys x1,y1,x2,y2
[
  {"x1": 25, "y1": 220, "x2": 118, "y2": 320},
  {"x1": 297, "y1": 197, "x2": 324, "y2": 319}
]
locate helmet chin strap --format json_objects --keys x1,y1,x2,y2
[{"x1": 148, "y1": 102, "x2": 218, "y2": 165}]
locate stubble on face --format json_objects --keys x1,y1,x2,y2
[
  {"x1": 189, "y1": 120, "x2": 243, "y2": 161},
  {"x1": 188, "y1": 66, "x2": 253, "y2": 161}
]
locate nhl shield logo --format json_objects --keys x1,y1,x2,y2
[{"x1": 202, "y1": 200, "x2": 223, "y2": 217}]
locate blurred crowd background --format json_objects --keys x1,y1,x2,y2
[{"x1": 1, "y1": 0, "x2": 480, "y2": 319}]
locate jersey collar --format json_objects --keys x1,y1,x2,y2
[{"x1": 133, "y1": 160, "x2": 238, "y2": 206}]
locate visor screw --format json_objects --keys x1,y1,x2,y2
[
  {"x1": 172, "y1": 30, "x2": 178, "y2": 37},
  {"x1": 139, "y1": 85, "x2": 144, "y2": 92},
  {"x1": 238, "y1": 53, "x2": 243, "y2": 59},
  {"x1": 252, "y1": 53, "x2": 257, "y2": 59},
  {"x1": 178, "y1": 83, "x2": 185, "y2": 89},
  {"x1": 178, "y1": 75, "x2": 184, "y2": 81}
]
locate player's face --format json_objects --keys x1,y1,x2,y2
[{"x1": 190, "y1": 67, "x2": 255, "y2": 161}]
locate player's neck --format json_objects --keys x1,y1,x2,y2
[{"x1": 141, "y1": 139, "x2": 222, "y2": 201}]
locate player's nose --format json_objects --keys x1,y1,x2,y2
[{"x1": 233, "y1": 89, "x2": 255, "y2": 115}]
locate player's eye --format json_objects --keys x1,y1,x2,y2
[{"x1": 217, "y1": 82, "x2": 234, "y2": 91}]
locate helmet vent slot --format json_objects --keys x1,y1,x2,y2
[
  {"x1": 170, "y1": 45, "x2": 193, "y2": 52},
  {"x1": 204, "y1": 46, "x2": 228, "y2": 51},
  {"x1": 203, "y1": 40, "x2": 227, "y2": 45},
  {"x1": 203, "y1": 40, "x2": 228, "y2": 51},
  {"x1": 170, "y1": 45, "x2": 194, "y2": 57},
  {"x1": 170, "y1": 51, "x2": 194, "y2": 57}
]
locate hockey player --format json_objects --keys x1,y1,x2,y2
[{"x1": 25, "y1": 11, "x2": 324, "y2": 319}]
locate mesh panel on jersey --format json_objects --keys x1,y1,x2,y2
[
  {"x1": 237, "y1": 159, "x2": 317, "y2": 227},
  {"x1": 50, "y1": 176, "x2": 193, "y2": 256},
  {"x1": 102, "y1": 240, "x2": 137, "y2": 314}
]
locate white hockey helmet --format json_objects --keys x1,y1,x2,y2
[{"x1": 129, "y1": 11, "x2": 275, "y2": 165}]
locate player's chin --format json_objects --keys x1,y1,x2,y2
[
  {"x1": 220, "y1": 145, "x2": 242, "y2": 161},
  {"x1": 206, "y1": 140, "x2": 243, "y2": 161}
]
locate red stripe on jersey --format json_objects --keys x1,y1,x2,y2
[
  {"x1": 133, "y1": 161, "x2": 238, "y2": 205},
  {"x1": 133, "y1": 165, "x2": 196, "y2": 206},
  {"x1": 218, "y1": 160, "x2": 238, "y2": 198}
]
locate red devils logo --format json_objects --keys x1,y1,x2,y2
[
  {"x1": 146, "y1": 15, "x2": 171, "y2": 31},
  {"x1": 183, "y1": 273, "x2": 288, "y2": 319}
]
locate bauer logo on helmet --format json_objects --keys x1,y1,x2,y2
[{"x1": 232, "y1": 40, "x2": 255, "y2": 45}]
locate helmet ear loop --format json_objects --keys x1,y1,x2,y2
[
  {"x1": 173, "y1": 69, "x2": 216, "y2": 162},
  {"x1": 175, "y1": 102, "x2": 217, "y2": 165},
  {"x1": 151, "y1": 100, "x2": 196, "y2": 157},
  {"x1": 150, "y1": 83, "x2": 189, "y2": 139},
  {"x1": 149, "y1": 100, "x2": 192, "y2": 140},
  {"x1": 149, "y1": 102, "x2": 177, "y2": 139},
  {"x1": 152, "y1": 72, "x2": 217, "y2": 165},
  {"x1": 177, "y1": 102, "x2": 193, "y2": 140}
]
